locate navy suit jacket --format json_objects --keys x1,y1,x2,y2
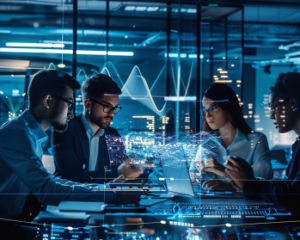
[
  {"x1": 52, "y1": 114, "x2": 122, "y2": 183},
  {"x1": 244, "y1": 136, "x2": 300, "y2": 207}
]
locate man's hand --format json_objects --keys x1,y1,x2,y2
[
  {"x1": 198, "y1": 157, "x2": 226, "y2": 177},
  {"x1": 117, "y1": 163, "x2": 143, "y2": 179},
  {"x1": 224, "y1": 156, "x2": 254, "y2": 190},
  {"x1": 202, "y1": 180, "x2": 236, "y2": 192},
  {"x1": 126, "y1": 217, "x2": 155, "y2": 235}
]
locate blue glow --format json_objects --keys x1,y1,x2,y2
[
  {"x1": 147, "y1": 7, "x2": 159, "y2": 11},
  {"x1": 164, "y1": 53, "x2": 187, "y2": 58},
  {"x1": 136, "y1": 6, "x2": 147, "y2": 11},
  {"x1": 6, "y1": 42, "x2": 64, "y2": 48},
  {"x1": 125, "y1": 6, "x2": 135, "y2": 11},
  {"x1": 187, "y1": 9, "x2": 197, "y2": 13},
  {"x1": 0, "y1": 48, "x2": 134, "y2": 56},
  {"x1": 188, "y1": 54, "x2": 204, "y2": 59}
]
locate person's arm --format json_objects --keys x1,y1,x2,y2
[
  {"x1": 1, "y1": 129, "x2": 115, "y2": 205},
  {"x1": 251, "y1": 134, "x2": 273, "y2": 179},
  {"x1": 52, "y1": 130, "x2": 118, "y2": 183},
  {"x1": 225, "y1": 156, "x2": 300, "y2": 207},
  {"x1": 243, "y1": 175, "x2": 300, "y2": 207}
]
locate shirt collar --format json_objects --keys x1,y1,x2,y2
[
  {"x1": 234, "y1": 128, "x2": 249, "y2": 142},
  {"x1": 81, "y1": 114, "x2": 104, "y2": 137},
  {"x1": 22, "y1": 110, "x2": 48, "y2": 142}
]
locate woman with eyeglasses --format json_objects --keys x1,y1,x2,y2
[
  {"x1": 197, "y1": 83, "x2": 273, "y2": 192},
  {"x1": 224, "y1": 72, "x2": 300, "y2": 207}
]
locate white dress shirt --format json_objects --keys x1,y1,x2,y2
[
  {"x1": 196, "y1": 129, "x2": 273, "y2": 179},
  {"x1": 217, "y1": 129, "x2": 272, "y2": 179},
  {"x1": 0, "y1": 110, "x2": 115, "y2": 219},
  {"x1": 81, "y1": 114, "x2": 104, "y2": 171}
]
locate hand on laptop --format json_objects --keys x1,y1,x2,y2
[
  {"x1": 118, "y1": 163, "x2": 143, "y2": 178},
  {"x1": 223, "y1": 156, "x2": 255, "y2": 190},
  {"x1": 202, "y1": 180, "x2": 236, "y2": 192},
  {"x1": 198, "y1": 157, "x2": 226, "y2": 177},
  {"x1": 126, "y1": 217, "x2": 155, "y2": 235}
]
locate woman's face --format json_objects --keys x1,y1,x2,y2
[
  {"x1": 202, "y1": 96, "x2": 229, "y2": 130},
  {"x1": 269, "y1": 93, "x2": 295, "y2": 133}
]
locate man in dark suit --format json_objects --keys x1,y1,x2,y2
[{"x1": 52, "y1": 74, "x2": 142, "y2": 183}]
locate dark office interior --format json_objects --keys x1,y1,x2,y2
[{"x1": 1, "y1": 0, "x2": 300, "y2": 239}]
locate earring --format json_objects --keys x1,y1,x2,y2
[{"x1": 293, "y1": 107, "x2": 298, "y2": 112}]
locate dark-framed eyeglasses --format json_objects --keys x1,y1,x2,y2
[
  {"x1": 200, "y1": 105, "x2": 219, "y2": 118},
  {"x1": 90, "y1": 99, "x2": 122, "y2": 114},
  {"x1": 269, "y1": 99, "x2": 289, "y2": 116},
  {"x1": 52, "y1": 95, "x2": 75, "y2": 111}
]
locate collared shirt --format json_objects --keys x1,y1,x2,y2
[
  {"x1": 215, "y1": 129, "x2": 273, "y2": 179},
  {"x1": 81, "y1": 114, "x2": 104, "y2": 171},
  {"x1": 0, "y1": 110, "x2": 114, "y2": 219}
]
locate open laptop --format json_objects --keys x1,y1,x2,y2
[{"x1": 163, "y1": 152, "x2": 243, "y2": 198}]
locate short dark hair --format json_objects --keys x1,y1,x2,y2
[
  {"x1": 28, "y1": 70, "x2": 80, "y2": 109},
  {"x1": 270, "y1": 72, "x2": 300, "y2": 99},
  {"x1": 202, "y1": 83, "x2": 252, "y2": 134},
  {"x1": 81, "y1": 74, "x2": 122, "y2": 101}
]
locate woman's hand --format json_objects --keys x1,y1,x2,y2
[
  {"x1": 224, "y1": 156, "x2": 254, "y2": 190},
  {"x1": 202, "y1": 180, "x2": 236, "y2": 192},
  {"x1": 198, "y1": 157, "x2": 226, "y2": 177}
]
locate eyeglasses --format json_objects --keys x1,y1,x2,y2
[
  {"x1": 90, "y1": 99, "x2": 122, "y2": 114},
  {"x1": 269, "y1": 99, "x2": 289, "y2": 116},
  {"x1": 52, "y1": 95, "x2": 75, "y2": 111},
  {"x1": 200, "y1": 105, "x2": 219, "y2": 118}
]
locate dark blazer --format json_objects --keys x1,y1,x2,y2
[
  {"x1": 244, "y1": 136, "x2": 300, "y2": 207},
  {"x1": 52, "y1": 114, "x2": 122, "y2": 183}
]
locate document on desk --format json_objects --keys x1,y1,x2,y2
[{"x1": 58, "y1": 201, "x2": 106, "y2": 212}]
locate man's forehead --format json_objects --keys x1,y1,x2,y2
[{"x1": 62, "y1": 86, "x2": 74, "y2": 99}]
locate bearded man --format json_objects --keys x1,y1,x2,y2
[{"x1": 52, "y1": 74, "x2": 142, "y2": 183}]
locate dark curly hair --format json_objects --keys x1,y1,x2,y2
[
  {"x1": 81, "y1": 74, "x2": 122, "y2": 101},
  {"x1": 270, "y1": 72, "x2": 300, "y2": 99}
]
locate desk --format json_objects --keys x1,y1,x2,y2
[{"x1": 6, "y1": 195, "x2": 300, "y2": 240}]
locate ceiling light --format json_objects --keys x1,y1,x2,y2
[
  {"x1": 6, "y1": 43, "x2": 64, "y2": 48},
  {"x1": 0, "y1": 48, "x2": 134, "y2": 56},
  {"x1": 188, "y1": 54, "x2": 204, "y2": 58},
  {"x1": 164, "y1": 53, "x2": 187, "y2": 58},
  {"x1": 125, "y1": 6, "x2": 135, "y2": 11},
  {"x1": 136, "y1": 6, "x2": 146, "y2": 11},
  {"x1": 147, "y1": 7, "x2": 159, "y2": 11},
  {"x1": 187, "y1": 9, "x2": 197, "y2": 13},
  {"x1": 58, "y1": 63, "x2": 65, "y2": 68}
]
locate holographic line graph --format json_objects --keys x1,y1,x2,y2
[
  {"x1": 98, "y1": 61, "x2": 195, "y2": 116},
  {"x1": 0, "y1": 61, "x2": 195, "y2": 124}
]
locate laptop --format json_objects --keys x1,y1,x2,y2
[{"x1": 162, "y1": 149, "x2": 243, "y2": 198}]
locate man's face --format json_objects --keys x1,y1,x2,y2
[
  {"x1": 88, "y1": 94, "x2": 120, "y2": 129},
  {"x1": 50, "y1": 86, "x2": 74, "y2": 133}
]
